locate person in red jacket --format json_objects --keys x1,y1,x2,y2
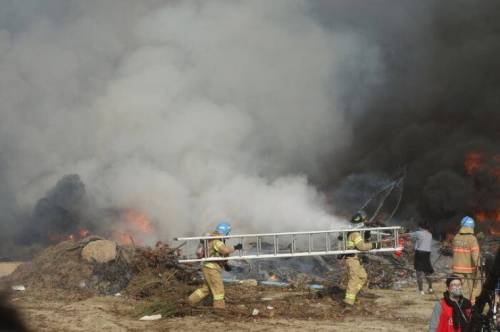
[{"x1": 429, "y1": 275, "x2": 472, "y2": 332}]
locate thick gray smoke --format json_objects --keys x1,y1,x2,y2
[
  {"x1": 0, "y1": 1, "x2": 383, "y2": 249},
  {"x1": 315, "y1": 0, "x2": 500, "y2": 235}
]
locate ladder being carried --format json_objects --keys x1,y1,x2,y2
[{"x1": 174, "y1": 226, "x2": 404, "y2": 263}]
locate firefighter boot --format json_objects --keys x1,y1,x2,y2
[{"x1": 213, "y1": 300, "x2": 226, "y2": 309}]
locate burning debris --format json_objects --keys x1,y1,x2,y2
[
  {"x1": 0, "y1": 174, "x2": 160, "y2": 261},
  {"x1": 1, "y1": 237, "x2": 197, "y2": 297}
]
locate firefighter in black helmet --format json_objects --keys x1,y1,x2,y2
[{"x1": 343, "y1": 211, "x2": 379, "y2": 306}]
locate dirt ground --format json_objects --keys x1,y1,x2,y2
[
  {"x1": 4, "y1": 274, "x2": 442, "y2": 331},
  {"x1": 0, "y1": 262, "x2": 23, "y2": 278}
]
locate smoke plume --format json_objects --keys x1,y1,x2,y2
[
  {"x1": 0, "y1": 1, "x2": 381, "y2": 250},
  {"x1": 2, "y1": 1, "x2": 497, "y2": 254}
]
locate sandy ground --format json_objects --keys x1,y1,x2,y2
[
  {"x1": 5, "y1": 283, "x2": 442, "y2": 331},
  {"x1": 0, "y1": 262, "x2": 23, "y2": 278},
  {"x1": 10, "y1": 287, "x2": 440, "y2": 332}
]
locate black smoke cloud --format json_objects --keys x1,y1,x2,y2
[
  {"x1": 315, "y1": 0, "x2": 500, "y2": 234},
  {"x1": 26, "y1": 174, "x2": 92, "y2": 244}
]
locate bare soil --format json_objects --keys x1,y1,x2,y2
[
  {"x1": 5, "y1": 282, "x2": 441, "y2": 331},
  {"x1": 0, "y1": 240, "x2": 443, "y2": 331},
  {"x1": 0, "y1": 262, "x2": 23, "y2": 278}
]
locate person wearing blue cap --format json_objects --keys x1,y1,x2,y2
[
  {"x1": 187, "y1": 221, "x2": 242, "y2": 309},
  {"x1": 452, "y1": 216, "x2": 480, "y2": 301}
]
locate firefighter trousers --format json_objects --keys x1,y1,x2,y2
[
  {"x1": 344, "y1": 256, "x2": 367, "y2": 305},
  {"x1": 188, "y1": 266, "x2": 225, "y2": 308},
  {"x1": 456, "y1": 272, "x2": 480, "y2": 301}
]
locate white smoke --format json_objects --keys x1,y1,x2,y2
[{"x1": 0, "y1": 1, "x2": 380, "y2": 240}]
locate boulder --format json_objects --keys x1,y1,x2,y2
[{"x1": 81, "y1": 240, "x2": 117, "y2": 263}]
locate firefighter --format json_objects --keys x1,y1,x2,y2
[
  {"x1": 342, "y1": 211, "x2": 380, "y2": 307},
  {"x1": 452, "y1": 216, "x2": 480, "y2": 301},
  {"x1": 187, "y1": 222, "x2": 242, "y2": 309}
]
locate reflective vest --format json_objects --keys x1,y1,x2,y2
[{"x1": 436, "y1": 299, "x2": 470, "y2": 332}]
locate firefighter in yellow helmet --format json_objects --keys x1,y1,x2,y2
[
  {"x1": 342, "y1": 211, "x2": 380, "y2": 307},
  {"x1": 187, "y1": 222, "x2": 242, "y2": 309}
]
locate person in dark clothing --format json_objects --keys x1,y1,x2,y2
[
  {"x1": 410, "y1": 221, "x2": 434, "y2": 294},
  {"x1": 429, "y1": 275, "x2": 472, "y2": 332}
]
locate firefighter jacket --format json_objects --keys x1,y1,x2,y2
[
  {"x1": 203, "y1": 233, "x2": 232, "y2": 271},
  {"x1": 346, "y1": 231, "x2": 373, "y2": 252},
  {"x1": 452, "y1": 227, "x2": 480, "y2": 274}
]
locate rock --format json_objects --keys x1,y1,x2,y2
[
  {"x1": 81, "y1": 240, "x2": 117, "y2": 263},
  {"x1": 139, "y1": 314, "x2": 162, "y2": 321},
  {"x1": 240, "y1": 279, "x2": 258, "y2": 287}
]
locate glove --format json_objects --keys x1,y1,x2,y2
[
  {"x1": 371, "y1": 242, "x2": 381, "y2": 250},
  {"x1": 364, "y1": 231, "x2": 371, "y2": 241},
  {"x1": 223, "y1": 263, "x2": 232, "y2": 272},
  {"x1": 233, "y1": 243, "x2": 243, "y2": 250},
  {"x1": 337, "y1": 235, "x2": 343, "y2": 241}
]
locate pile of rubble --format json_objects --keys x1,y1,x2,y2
[{"x1": 1, "y1": 237, "x2": 197, "y2": 297}]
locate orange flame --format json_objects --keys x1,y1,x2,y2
[
  {"x1": 122, "y1": 209, "x2": 153, "y2": 234},
  {"x1": 464, "y1": 152, "x2": 483, "y2": 175},
  {"x1": 112, "y1": 231, "x2": 134, "y2": 245},
  {"x1": 79, "y1": 228, "x2": 90, "y2": 238},
  {"x1": 473, "y1": 208, "x2": 500, "y2": 236},
  {"x1": 61, "y1": 228, "x2": 90, "y2": 242},
  {"x1": 475, "y1": 211, "x2": 487, "y2": 223},
  {"x1": 464, "y1": 151, "x2": 500, "y2": 179},
  {"x1": 111, "y1": 209, "x2": 154, "y2": 245},
  {"x1": 269, "y1": 274, "x2": 280, "y2": 281}
]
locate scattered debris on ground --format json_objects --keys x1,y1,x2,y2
[{"x1": 1, "y1": 234, "x2": 497, "y2": 329}]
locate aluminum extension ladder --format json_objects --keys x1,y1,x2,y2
[{"x1": 175, "y1": 226, "x2": 403, "y2": 263}]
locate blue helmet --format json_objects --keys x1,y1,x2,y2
[
  {"x1": 215, "y1": 221, "x2": 231, "y2": 235},
  {"x1": 460, "y1": 216, "x2": 475, "y2": 228}
]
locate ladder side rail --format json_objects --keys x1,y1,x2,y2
[
  {"x1": 178, "y1": 247, "x2": 403, "y2": 263},
  {"x1": 174, "y1": 226, "x2": 402, "y2": 241}
]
